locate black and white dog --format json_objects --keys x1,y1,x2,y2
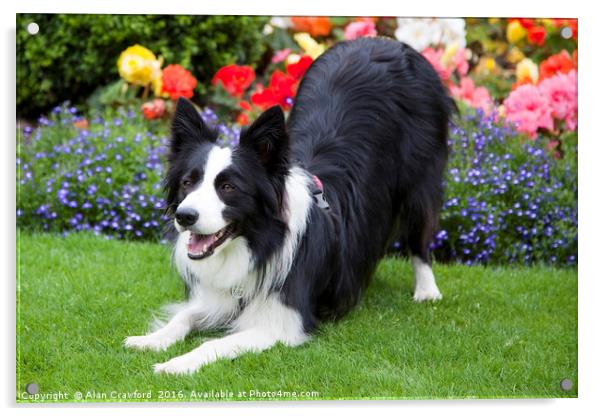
[{"x1": 125, "y1": 37, "x2": 452, "y2": 374}]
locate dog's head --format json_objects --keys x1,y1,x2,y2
[{"x1": 164, "y1": 98, "x2": 290, "y2": 261}]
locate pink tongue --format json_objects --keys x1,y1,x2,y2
[{"x1": 188, "y1": 233, "x2": 217, "y2": 254}]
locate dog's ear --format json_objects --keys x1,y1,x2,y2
[
  {"x1": 239, "y1": 106, "x2": 289, "y2": 173},
  {"x1": 171, "y1": 98, "x2": 217, "y2": 153}
]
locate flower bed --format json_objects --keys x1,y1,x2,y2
[
  {"x1": 17, "y1": 103, "x2": 576, "y2": 266},
  {"x1": 16, "y1": 16, "x2": 578, "y2": 266}
]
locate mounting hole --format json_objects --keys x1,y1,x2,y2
[
  {"x1": 560, "y1": 378, "x2": 573, "y2": 391},
  {"x1": 25, "y1": 383, "x2": 39, "y2": 394},
  {"x1": 27, "y1": 22, "x2": 39, "y2": 35},
  {"x1": 560, "y1": 26, "x2": 573, "y2": 39}
]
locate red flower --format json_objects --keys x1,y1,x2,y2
[
  {"x1": 527, "y1": 26, "x2": 547, "y2": 46},
  {"x1": 239, "y1": 100, "x2": 252, "y2": 111},
  {"x1": 511, "y1": 18, "x2": 535, "y2": 29},
  {"x1": 73, "y1": 119, "x2": 89, "y2": 129},
  {"x1": 141, "y1": 99, "x2": 166, "y2": 120},
  {"x1": 251, "y1": 70, "x2": 297, "y2": 110},
  {"x1": 291, "y1": 16, "x2": 332, "y2": 37},
  {"x1": 286, "y1": 55, "x2": 314, "y2": 80},
  {"x1": 236, "y1": 112, "x2": 250, "y2": 126},
  {"x1": 539, "y1": 50, "x2": 575, "y2": 80},
  {"x1": 212, "y1": 64, "x2": 255, "y2": 98},
  {"x1": 161, "y1": 64, "x2": 197, "y2": 100}
]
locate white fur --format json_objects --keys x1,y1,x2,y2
[
  {"x1": 176, "y1": 146, "x2": 232, "y2": 234},
  {"x1": 125, "y1": 165, "x2": 315, "y2": 374},
  {"x1": 153, "y1": 294, "x2": 307, "y2": 374},
  {"x1": 173, "y1": 230, "x2": 255, "y2": 297},
  {"x1": 263, "y1": 166, "x2": 313, "y2": 290},
  {"x1": 412, "y1": 255, "x2": 442, "y2": 302}
]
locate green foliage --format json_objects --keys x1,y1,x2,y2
[{"x1": 17, "y1": 14, "x2": 269, "y2": 117}]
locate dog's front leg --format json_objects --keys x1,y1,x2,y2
[
  {"x1": 124, "y1": 302, "x2": 205, "y2": 352},
  {"x1": 154, "y1": 295, "x2": 307, "y2": 374}
]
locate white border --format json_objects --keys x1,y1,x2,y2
[{"x1": 3, "y1": 0, "x2": 600, "y2": 415}]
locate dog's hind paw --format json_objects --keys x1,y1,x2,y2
[
  {"x1": 124, "y1": 334, "x2": 173, "y2": 352},
  {"x1": 413, "y1": 287, "x2": 443, "y2": 302}
]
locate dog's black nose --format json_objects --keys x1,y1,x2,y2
[{"x1": 175, "y1": 207, "x2": 199, "y2": 227}]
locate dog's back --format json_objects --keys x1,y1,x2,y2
[{"x1": 284, "y1": 38, "x2": 452, "y2": 324}]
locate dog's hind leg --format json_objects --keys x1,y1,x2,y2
[{"x1": 407, "y1": 192, "x2": 443, "y2": 302}]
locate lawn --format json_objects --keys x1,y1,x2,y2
[{"x1": 16, "y1": 232, "x2": 577, "y2": 402}]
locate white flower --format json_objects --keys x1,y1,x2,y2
[
  {"x1": 263, "y1": 24, "x2": 274, "y2": 35},
  {"x1": 395, "y1": 18, "x2": 438, "y2": 51},
  {"x1": 395, "y1": 18, "x2": 466, "y2": 51},
  {"x1": 439, "y1": 18, "x2": 466, "y2": 48},
  {"x1": 269, "y1": 17, "x2": 292, "y2": 29}
]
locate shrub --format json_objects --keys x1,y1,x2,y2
[
  {"x1": 17, "y1": 105, "x2": 577, "y2": 266},
  {"x1": 17, "y1": 104, "x2": 240, "y2": 240},
  {"x1": 429, "y1": 108, "x2": 577, "y2": 266},
  {"x1": 17, "y1": 14, "x2": 270, "y2": 117}
]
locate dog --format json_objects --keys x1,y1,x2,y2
[{"x1": 125, "y1": 37, "x2": 453, "y2": 374}]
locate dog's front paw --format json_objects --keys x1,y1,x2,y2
[
  {"x1": 124, "y1": 334, "x2": 173, "y2": 352},
  {"x1": 413, "y1": 286, "x2": 442, "y2": 302},
  {"x1": 154, "y1": 352, "x2": 205, "y2": 375}
]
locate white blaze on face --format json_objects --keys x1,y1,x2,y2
[{"x1": 177, "y1": 146, "x2": 232, "y2": 234}]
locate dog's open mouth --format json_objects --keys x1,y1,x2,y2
[{"x1": 187, "y1": 224, "x2": 235, "y2": 260}]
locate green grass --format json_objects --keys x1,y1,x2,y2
[{"x1": 17, "y1": 232, "x2": 577, "y2": 402}]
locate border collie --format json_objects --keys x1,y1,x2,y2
[{"x1": 125, "y1": 37, "x2": 453, "y2": 374}]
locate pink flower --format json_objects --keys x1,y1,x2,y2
[
  {"x1": 451, "y1": 48, "x2": 469, "y2": 77},
  {"x1": 141, "y1": 99, "x2": 166, "y2": 120},
  {"x1": 503, "y1": 84, "x2": 554, "y2": 138},
  {"x1": 344, "y1": 20, "x2": 377, "y2": 40},
  {"x1": 450, "y1": 77, "x2": 494, "y2": 115},
  {"x1": 538, "y1": 69, "x2": 578, "y2": 131},
  {"x1": 272, "y1": 48, "x2": 292, "y2": 64},
  {"x1": 421, "y1": 48, "x2": 452, "y2": 83}
]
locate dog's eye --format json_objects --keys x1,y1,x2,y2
[
  {"x1": 221, "y1": 183, "x2": 235, "y2": 192},
  {"x1": 181, "y1": 179, "x2": 192, "y2": 187}
]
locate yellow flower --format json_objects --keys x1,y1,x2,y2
[
  {"x1": 441, "y1": 43, "x2": 459, "y2": 66},
  {"x1": 506, "y1": 20, "x2": 527, "y2": 44},
  {"x1": 294, "y1": 33, "x2": 325, "y2": 60},
  {"x1": 506, "y1": 47, "x2": 525, "y2": 64},
  {"x1": 485, "y1": 57, "x2": 496, "y2": 71},
  {"x1": 151, "y1": 75, "x2": 170, "y2": 98},
  {"x1": 516, "y1": 58, "x2": 539, "y2": 84},
  {"x1": 474, "y1": 56, "x2": 498, "y2": 76},
  {"x1": 488, "y1": 18, "x2": 501, "y2": 25},
  {"x1": 117, "y1": 44, "x2": 162, "y2": 86}
]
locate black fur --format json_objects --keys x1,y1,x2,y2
[
  {"x1": 281, "y1": 38, "x2": 452, "y2": 330},
  {"x1": 164, "y1": 37, "x2": 452, "y2": 335}
]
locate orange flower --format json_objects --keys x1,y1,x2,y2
[
  {"x1": 291, "y1": 16, "x2": 332, "y2": 37},
  {"x1": 161, "y1": 64, "x2": 197, "y2": 100},
  {"x1": 527, "y1": 26, "x2": 547, "y2": 46},
  {"x1": 539, "y1": 50, "x2": 575, "y2": 80}
]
